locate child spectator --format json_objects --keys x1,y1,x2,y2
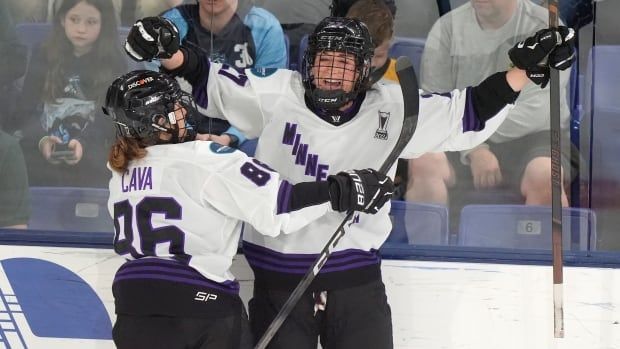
[{"x1": 15, "y1": 0, "x2": 127, "y2": 187}]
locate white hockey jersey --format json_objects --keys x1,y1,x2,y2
[
  {"x1": 107, "y1": 141, "x2": 330, "y2": 287},
  {"x1": 187, "y1": 62, "x2": 513, "y2": 289}
]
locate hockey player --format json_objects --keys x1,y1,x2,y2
[
  {"x1": 123, "y1": 16, "x2": 575, "y2": 348},
  {"x1": 103, "y1": 69, "x2": 395, "y2": 349}
]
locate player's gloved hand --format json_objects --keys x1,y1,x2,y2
[
  {"x1": 549, "y1": 27, "x2": 576, "y2": 71},
  {"x1": 525, "y1": 65, "x2": 551, "y2": 88},
  {"x1": 327, "y1": 169, "x2": 395, "y2": 214},
  {"x1": 508, "y1": 28, "x2": 562, "y2": 70},
  {"x1": 125, "y1": 16, "x2": 179, "y2": 62}
]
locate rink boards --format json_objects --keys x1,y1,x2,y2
[{"x1": 0, "y1": 245, "x2": 618, "y2": 349}]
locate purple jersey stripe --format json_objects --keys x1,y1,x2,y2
[
  {"x1": 192, "y1": 57, "x2": 211, "y2": 108},
  {"x1": 248, "y1": 258, "x2": 380, "y2": 274},
  {"x1": 276, "y1": 180, "x2": 293, "y2": 214},
  {"x1": 243, "y1": 241, "x2": 376, "y2": 261},
  {"x1": 462, "y1": 87, "x2": 484, "y2": 132},
  {"x1": 242, "y1": 242, "x2": 380, "y2": 273},
  {"x1": 116, "y1": 266, "x2": 209, "y2": 279},
  {"x1": 243, "y1": 246, "x2": 379, "y2": 268},
  {"x1": 113, "y1": 273, "x2": 239, "y2": 294}
]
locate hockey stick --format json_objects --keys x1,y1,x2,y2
[
  {"x1": 548, "y1": 0, "x2": 565, "y2": 339},
  {"x1": 254, "y1": 56, "x2": 420, "y2": 349}
]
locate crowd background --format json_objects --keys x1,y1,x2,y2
[{"x1": 1, "y1": 0, "x2": 619, "y2": 255}]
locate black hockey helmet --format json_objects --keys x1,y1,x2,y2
[
  {"x1": 102, "y1": 70, "x2": 197, "y2": 143},
  {"x1": 301, "y1": 17, "x2": 374, "y2": 110}
]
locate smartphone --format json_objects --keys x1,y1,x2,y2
[
  {"x1": 50, "y1": 150, "x2": 76, "y2": 161},
  {"x1": 51, "y1": 144, "x2": 76, "y2": 161}
]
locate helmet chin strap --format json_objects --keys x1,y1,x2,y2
[{"x1": 311, "y1": 89, "x2": 351, "y2": 110}]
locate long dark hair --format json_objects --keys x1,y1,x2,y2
[{"x1": 43, "y1": 0, "x2": 126, "y2": 103}]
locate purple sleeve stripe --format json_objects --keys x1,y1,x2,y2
[
  {"x1": 276, "y1": 180, "x2": 293, "y2": 214},
  {"x1": 462, "y1": 87, "x2": 484, "y2": 132},
  {"x1": 192, "y1": 57, "x2": 211, "y2": 108},
  {"x1": 113, "y1": 274, "x2": 240, "y2": 294}
]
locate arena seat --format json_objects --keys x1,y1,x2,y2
[
  {"x1": 388, "y1": 37, "x2": 425, "y2": 77},
  {"x1": 386, "y1": 200, "x2": 449, "y2": 245},
  {"x1": 15, "y1": 23, "x2": 142, "y2": 73},
  {"x1": 14, "y1": 23, "x2": 52, "y2": 50},
  {"x1": 584, "y1": 46, "x2": 620, "y2": 208},
  {"x1": 28, "y1": 187, "x2": 113, "y2": 233},
  {"x1": 457, "y1": 205, "x2": 597, "y2": 251},
  {"x1": 297, "y1": 34, "x2": 309, "y2": 72}
]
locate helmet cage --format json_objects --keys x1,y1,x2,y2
[
  {"x1": 302, "y1": 17, "x2": 373, "y2": 110},
  {"x1": 103, "y1": 71, "x2": 197, "y2": 144}
]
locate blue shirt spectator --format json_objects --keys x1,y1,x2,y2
[{"x1": 160, "y1": 1, "x2": 287, "y2": 143}]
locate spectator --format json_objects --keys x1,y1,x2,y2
[
  {"x1": 119, "y1": 0, "x2": 184, "y2": 27},
  {"x1": 15, "y1": 0, "x2": 127, "y2": 187},
  {"x1": 0, "y1": 0, "x2": 27, "y2": 129},
  {"x1": 406, "y1": 0, "x2": 574, "y2": 208},
  {"x1": 346, "y1": 0, "x2": 397, "y2": 84},
  {"x1": 256, "y1": 0, "x2": 331, "y2": 70},
  {"x1": 0, "y1": 129, "x2": 30, "y2": 229},
  {"x1": 347, "y1": 0, "x2": 415, "y2": 199},
  {"x1": 392, "y1": 0, "x2": 439, "y2": 38},
  {"x1": 160, "y1": 0, "x2": 287, "y2": 147},
  {"x1": 330, "y1": 0, "x2": 396, "y2": 17}
]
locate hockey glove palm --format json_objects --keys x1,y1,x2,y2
[
  {"x1": 125, "y1": 17, "x2": 180, "y2": 62},
  {"x1": 328, "y1": 169, "x2": 395, "y2": 214}
]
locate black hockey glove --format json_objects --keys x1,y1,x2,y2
[
  {"x1": 508, "y1": 28, "x2": 562, "y2": 70},
  {"x1": 327, "y1": 169, "x2": 395, "y2": 214},
  {"x1": 125, "y1": 16, "x2": 179, "y2": 62},
  {"x1": 548, "y1": 27, "x2": 576, "y2": 71},
  {"x1": 525, "y1": 65, "x2": 551, "y2": 88}
]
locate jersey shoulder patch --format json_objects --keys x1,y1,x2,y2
[
  {"x1": 250, "y1": 67, "x2": 278, "y2": 77},
  {"x1": 209, "y1": 142, "x2": 236, "y2": 154}
]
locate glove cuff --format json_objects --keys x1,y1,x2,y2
[{"x1": 327, "y1": 174, "x2": 350, "y2": 211}]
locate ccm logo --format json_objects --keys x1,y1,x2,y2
[
  {"x1": 194, "y1": 292, "x2": 218, "y2": 302},
  {"x1": 349, "y1": 172, "x2": 365, "y2": 205}
]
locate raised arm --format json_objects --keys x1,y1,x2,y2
[{"x1": 400, "y1": 26, "x2": 576, "y2": 157}]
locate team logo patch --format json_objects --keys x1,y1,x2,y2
[
  {"x1": 250, "y1": 67, "x2": 277, "y2": 77},
  {"x1": 0, "y1": 258, "x2": 112, "y2": 348},
  {"x1": 209, "y1": 142, "x2": 236, "y2": 154},
  {"x1": 374, "y1": 111, "x2": 390, "y2": 140}
]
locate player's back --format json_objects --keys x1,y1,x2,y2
[{"x1": 107, "y1": 141, "x2": 244, "y2": 284}]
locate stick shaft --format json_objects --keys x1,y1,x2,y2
[{"x1": 548, "y1": 0, "x2": 565, "y2": 338}]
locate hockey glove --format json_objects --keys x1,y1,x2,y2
[
  {"x1": 125, "y1": 16, "x2": 179, "y2": 62},
  {"x1": 525, "y1": 65, "x2": 550, "y2": 88},
  {"x1": 327, "y1": 169, "x2": 395, "y2": 214},
  {"x1": 549, "y1": 27, "x2": 576, "y2": 71},
  {"x1": 508, "y1": 28, "x2": 562, "y2": 70}
]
